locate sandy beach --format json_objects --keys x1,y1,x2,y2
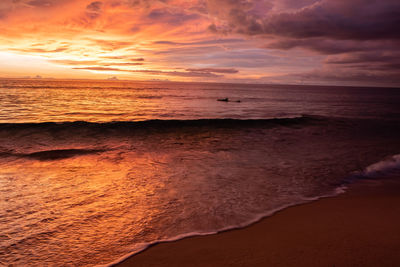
[{"x1": 117, "y1": 177, "x2": 400, "y2": 267}]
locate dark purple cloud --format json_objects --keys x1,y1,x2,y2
[
  {"x1": 206, "y1": 0, "x2": 400, "y2": 84},
  {"x1": 324, "y1": 51, "x2": 400, "y2": 74},
  {"x1": 266, "y1": 39, "x2": 400, "y2": 55},
  {"x1": 209, "y1": 0, "x2": 400, "y2": 41},
  {"x1": 294, "y1": 69, "x2": 400, "y2": 86},
  {"x1": 264, "y1": 1, "x2": 400, "y2": 41},
  {"x1": 325, "y1": 51, "x2": 400, "y2": 65}
]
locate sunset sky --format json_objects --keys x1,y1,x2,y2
[{"x1": 0, "y1": 0, "x2": 399, "y2": 86}]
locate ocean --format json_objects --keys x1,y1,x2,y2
[{"x1": 0, "y1": 79, "x2": 399, "y2": 266}]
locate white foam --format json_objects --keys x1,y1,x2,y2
[{"x1": 360, "y1": 154, "x2": 400, "y2": 178}]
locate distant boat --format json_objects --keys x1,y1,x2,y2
[{"x1": 217, "y1": 98, "x2": 241, "y2": 103}]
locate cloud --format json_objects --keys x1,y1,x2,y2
[
  {"x1": 207, "y1": 1, "x2": 400, "y2": 49},
  {"x1": 86, "y1": 1, "x2": 102, "y2": 12},
  {"x1": 105, "y1": 62, "x2": 143, "y2": 66},
  {"x1": 153, "y1": 38, "x2": 245, "y2": 46},
  {"x1": 26, "y1": 0, "x2": 54, "y2": 8},
  {"x1": 324, "y1": 51, "x2": 400, "y2": 74},
  {"x1": 73, "y1": 66, "x2": 122, "y2": 71},
  {"x1": 50, "y1": 59, "x2": 100, "y2": 65},
  {"x1": 86, "y1": 1, "x2": 103, "y2": 19},
  {"x1": 73, "y1": 66, "x2": 224, "y2": 77},
  {"x1": 204, "y1": 0, "x2": 400, "y2": 84},
  {"x1": 89, "y1": 39, "x2": 133, "y2": 50},
  {"x1": 0, "y1": 0, "x2": 399, "y2": 85},
  {"x1": 51, "y1": 59, "x2": 144, "y2": 66},
  {"x1": 102, "y1": 56, "x2": 144, "y2": 61},
  {"x1": 147, "y1": 8, "x2": 200, "y2": 25},
  {"x1": 294, "y1": 68, "x2": 400, "y2": 86},
  {"x1": 186, "y1": 68, "x2": 238, "y2": 74},
  {"x1": 131, "y1": 69, "x2": 222, "y2": 78},
  {"x1": 325, "y1": 51, "x2": 400, "y2": 65},
  {"x1": 11, "y1": 47, "x2": 69, "y2": 53},
  {"x1": 208, "y1": 0, "x2": 400, "y2": 40}
]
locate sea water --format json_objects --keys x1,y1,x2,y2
[{"x1": 0, "y1": 79, "x2": 399, "y2": 266}]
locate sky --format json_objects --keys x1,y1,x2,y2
[{"x1": 0, "y1": 0, "x2": 399, "y2": 86}]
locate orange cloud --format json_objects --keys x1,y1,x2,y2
[{"x1": 0, "y1": 0, "x2": 398, "y2": 85}]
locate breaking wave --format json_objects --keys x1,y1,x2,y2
[{"x1": 0, "y1": 115, "x2": 323, "y2": 134}]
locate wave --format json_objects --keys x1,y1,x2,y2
[
  {"x1": 0, "y1": 115, "x2": 324, "y2": 132},
  {"x1": 0, "y1": 149, "x2": 106, "y2": 161}
]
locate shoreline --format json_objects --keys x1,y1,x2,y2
[{"x1": 116, "y1": 177, "x2": 400, "y2": 267}]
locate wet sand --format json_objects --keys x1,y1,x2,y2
[{"x1": 117, "y1": 178, "x2": 400, "y2": 267}]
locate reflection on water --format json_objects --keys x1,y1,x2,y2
[
  {"x1": 1, "y1": 117, "x2": 400, "y2": 266},
  {"x1": 1, "y1": 80, "x2": 400, "y2": 266}
]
